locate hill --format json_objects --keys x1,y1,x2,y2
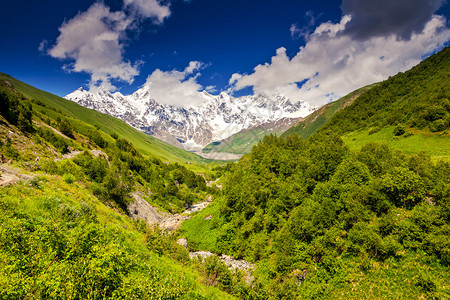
[
  {"x1": 316, "y1": 46, "x2": 450, "y2": 159},
  {"x1": 0, "y1": 73, "x2": 211, "y2": 168},
  {"x1": 202, "y1": 117, "x2": 300, "y2": 155},
  {"x1": 282, "y1": 84, "x2": 376, "y2": 139}
]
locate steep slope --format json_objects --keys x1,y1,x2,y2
[
  {"x1": 202, "y1": 117, "x2": 301, "y2": 155},
  {"x1": 315, "y1": 46, "x2": 450, "y2": 157},
  {"x1": 66, "y1": 86, "x2": 311, "y2": 151},
  {"x1": 0, "y1": 73, "x2": 211, "y2": 167},
  {"x1": 282, "y1": 84, "x2": 376, "y2": 139}
]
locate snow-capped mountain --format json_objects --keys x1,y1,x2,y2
[{"x1": 65, "y1": 85, "x2": 312, "y2": 151}]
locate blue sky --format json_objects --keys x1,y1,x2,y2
[{"x1": 1, "y1": 0, "x2": 449, "y2": 107}]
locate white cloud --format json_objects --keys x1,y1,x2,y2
[
  {"x1": 231, "y1": 15, "x2": 450, "y2": 107},
  {"x1": 144, "y1": 61, "x2": 206, "y2": 107},
  {"x1": 290, "y1": 11, "x2": 317, "y2": 40},
  {"x1": 48, "y1": 0, "x2": 172, "y2": 91},
  {"x1": 228, "y1": 73, "x2": 243, "y2": 85},
  {"x1": 205, "y1": 85, "x2": 217, "y2": 93},
  {"x1": 123, "y1": 0, "x2": 170, "y2": 23},
  {"x1": 38, "y1": 40, "x2": 48, "y2": 52},
  {"x1": 48, "y1": 3, "x2": 138, "y2": 91}
]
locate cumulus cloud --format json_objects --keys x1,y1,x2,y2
[
  {"x1": 231, "y1": 10, "x2": 450, "y2": 107},
  {"x1": 144, "y1": 61, "x2": 206, "y2": 107},
  {"x1": 342, "y1": 0, "x2": 446, "y2": 40},
  {"x1": 48, "y1": 0, "x2": 171, "y2": 91},
  {"x1": 123, "y1": 0, "x2": 170, "y2": 23}
]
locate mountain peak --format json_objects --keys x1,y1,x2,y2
[{"x1": 65, "y1": 87, "x2": 311, "y2": 151}]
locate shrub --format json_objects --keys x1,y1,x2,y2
[
  {"x1": 87, "y1": 130, "x2": 108, "y2": 148},
  {"x1": 63, "y1": 173, "x2": 76, "y2": 184},
  {"x1": 429, "y1": 119, "x2": 446, "y2": 132},
  {"x1": 393, "y1": 124, "x2": 405, "y2": 136},
  {"x1": 378, "y1": 167, "x2": 425, "y2": 209},
  {"x1": 58, "y1": 119, "x2": 74, "y2": 138}
]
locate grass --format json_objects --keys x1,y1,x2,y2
[
  {"x1": 0, "y1": 73, "x2": 215, "y2": 171},
  {"x1": 181, "y1": 201, "x2": 223, "y2": 253},
  {"x1": 342, "y1": 126, "x2": 450, "y2": 161}
]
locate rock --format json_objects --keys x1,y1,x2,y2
[
  {"x1": 177, "y1": 238, "x2": 188, "y2": 249},
  {"x1": 290, "y1": 269, "x2": 309, "y2": 286},
  {"x1": 127, "y1": 192, "x2": 169, "y2": 226},
  {"x1": 189, "y1": 251, "x2": 215, "y2": 261}
]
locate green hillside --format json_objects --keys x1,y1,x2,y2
[
  {"x1": 203, "y1": 123, "x2": 291, "y2": 155},
  {"x1": 183, "y1": 133, "x2": 450, "y2": 298},
  {"x1": 0, "y1": 175, "x2": 235, "y2": 299},
  {"x1": 283, "y1": 84, "x2": 376, "y2": 139},
  {"x1": 0, "y1": 73, "x2": 211, "y2": 168},
  {"x1": 316, "y1": 46, "x2": 450, "y2": 158}
]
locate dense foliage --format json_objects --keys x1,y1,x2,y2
[
  {"x1": 209, "y1": 134, "x2": 450, "y2": 298},
  {"x1": 38, "y1": 136, "x2": 210, "y2": 213},
  {"x1": 0, "y1": 80, "x2": 33, "y2": 133}
]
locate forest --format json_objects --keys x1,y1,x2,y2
[{"x1": 204, "y1": 133, "x2": 450, "y2": 298}]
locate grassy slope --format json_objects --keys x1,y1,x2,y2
[
  {"x1": 283, "y1": 84, "x2": 376, "y2": 139},
  {"x1": 0, "y1": 174, "x2": 234, "y2": 299},
  {"x1": 315, "y1": 46, "x2": 450, "y2": 159},
  {"x1": 203, "y1": 127, "x2": 268, "y2": 154},
  {"x1": 343, "y1": 126, "x2": 450, "y2": 161},
  {"x1": 181, "y1": 201, "x2": 223, "y2": 253},
  {"x1": 0, "y1": 73, "x2": 212, "y2": 168}
]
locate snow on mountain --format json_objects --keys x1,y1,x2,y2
[{"x1": 65, "y1": 86, "x2": 312, "y2": 151}]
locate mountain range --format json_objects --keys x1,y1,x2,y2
[{"x1": 65, "y1": 85, "x2": 311, "y2": 152}]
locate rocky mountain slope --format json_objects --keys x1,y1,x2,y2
[{"x1": 66, "y1": 86, "x2": 311, "y2": 151}]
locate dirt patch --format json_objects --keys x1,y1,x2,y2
[
  {"x1": 0, "y1": 164, "x2": 33, "y2": 186},
  {"x1": 0, "y1": 173, "x2": 20, "y2": 186}
]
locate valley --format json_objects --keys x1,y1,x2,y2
[{"x1": 0, "y1": 46, "x2": 449, "y2": 299}]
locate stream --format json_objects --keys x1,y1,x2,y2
[{"x1": 128, "y1": 187, "x2": 255, "y2": 280}]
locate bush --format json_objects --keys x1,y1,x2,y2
[
  {"x1": 87, "y1": 130, "x2": 108, "y2": 148},
  {"x1": 37, "y1": 127, "x2": 70, "y2": 154},
  {"x1": 393, "y1": 124, "x2": 405, "y2": 136},
  {"x1": 58, "y1": 119, "x2": 74, "y2": 138},
  {"x1": 429, "y1": 119, "x2": 446, "y2": 132},
  {"x1": 63, "y1": 173, "x2": 76, "y2": 184},
  {"x1": 0, "y1": 82, "x2": 33, "y2": 133},
  {"x1": 368, "y1": 126, "x2": 381, "y2": 135},
  {"x1": 378, "y1": 167, "x2": 425, "y2": 209}
]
